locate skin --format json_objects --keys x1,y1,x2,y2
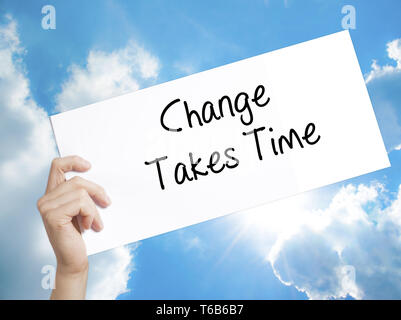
[{"x1": 37, "y1": 155, "x2": 111, "y2": 299}]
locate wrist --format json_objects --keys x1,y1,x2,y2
[
  {"x1": 51, "y1": 263, "x2": 89, "y2": 300},
  {"x1": 57, "y1": 259, "x2": 89, "y2": 277}
]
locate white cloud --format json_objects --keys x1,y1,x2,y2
[
  {"x1": 55, "y1": 41, "x2": 160, "y2": 112},
  {"x1": 173, "y1": 61, "x2": 197, "y2": 76},
  {"x1": 365, "y1": 38, "x2": 401, "y2": 83},
  {"x1": 265, "y1": 183, "x2": 401, "y2": 299},
  {"x1": 364, "y1": 38, "x2": 401, "y2": 152},
  {"x1": 87, "y1": 245, "x2": 137, "y2": 299},
  {"x1": 0, "y1": 16, "x2": 55, "y2": 184},
  {"x1": 0, "y1": 15, "x2": 149, "y2": 299},
  {"x1": 186, "y1": 236, "x2": 203, "y2": 251},
  {"x1": 0, "y1": 15, "x2": 58, "y2": 299}
]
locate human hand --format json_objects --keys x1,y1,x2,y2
[{"x1": 37, "y1": 156, "x2": 111, "y2": 299}]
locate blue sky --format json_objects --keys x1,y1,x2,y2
[{"x1": 0, "y1": 0, "x2": 401, "y2": 299}]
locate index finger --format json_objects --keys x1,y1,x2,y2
[{"x1": 46, "y1": 156, "x2": 91, "y2": 193}]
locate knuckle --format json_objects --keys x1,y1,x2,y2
[
  {"x1": 78, "y1": 196, "x2": 88, "y2": 209},
  {"x1": 36, "y1": 198, "x2": 43, "y2": 210},
  {"x1": 37, "y1": 197, "x2": 47, "y2": 213},
  {"x1": 51, "y1": 158, "x2": 61, "y2": 169},
  {"x1": 70, "y1": 176, "x2": 83, "y2": 185},
  {"x1": 77, "y1": 188, "x2": 88, "y2": 199}
]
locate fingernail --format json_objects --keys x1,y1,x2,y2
[
  {"x1": 93, "y1": 219, "x2": 103, "y2": 232},
  {"x1": 105, "y1": 195, "x2": 112, "y2": 205},
  {"x1": 83, "y1": 159, "x2": 91, "y2": 168}
]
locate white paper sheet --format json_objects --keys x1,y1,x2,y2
[{"x1": 50, "y1": 30, "x2": 390, "y2": 255}]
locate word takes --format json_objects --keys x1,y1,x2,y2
[
  {"x1": 145, "y1": 147, "x2": 239, "y2": 190},
  {"x1": 160, "y1": 84, "x2": 270, "y2": 132},
  {"x1": 243, "y1": 122, "x2": 321, "y2": 160}
]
